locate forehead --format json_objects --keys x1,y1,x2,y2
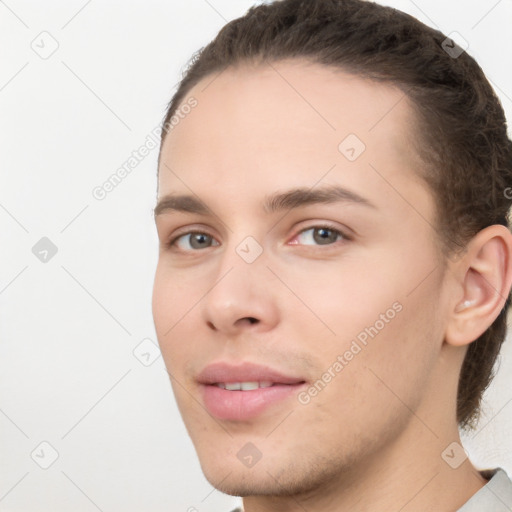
[{"x1": 158, "y1": 59, "x2": 427, "y2": 214}]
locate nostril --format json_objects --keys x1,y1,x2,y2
[{"x1": 246, "y1": 317, "x2": 258, "y2": 324}]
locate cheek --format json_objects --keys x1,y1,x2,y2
[
  {"x1": 152, "y1": 261, "x2": 200, "y2": 327},
  {"x1": 151, "y1": 264, "x2": 192, "y2": 368},
  {"x1": 152, "y1": 272, "x2": 199, "y2": 418},
  {"x1": 308, "y1": 239, "x2": 442, "y2": 339},
  {"x1": 152, "y1": 265, "x2": 173, "y2": 337},
  {"x1": 287, "y1": 245, "x2": 443, "y2": 394},
  {"x1": 280, "y1": 253, "x2": 403, "y2": 347},
  {"x1": 315, "y1": 280, "x2": 442, "y2": 428}
]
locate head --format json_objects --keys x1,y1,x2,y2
[{"x1": 152, "y1": 0, "x2": 512, "y2": 499}]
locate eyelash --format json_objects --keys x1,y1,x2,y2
[{"x1": 164, "y1": 224, "x2": 351, "y2": 252}]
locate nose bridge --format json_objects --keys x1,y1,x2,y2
[
  {"x1": 208, "y1": 234, "x2": 265, "y2": 309},
  {"x1": 201, "y1": 233, "x2": 276, "y2": 332},
  {"x1": 215, "y1": 231, "x2": 267, "y2": 288}
]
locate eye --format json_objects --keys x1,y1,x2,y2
[
  {"x1": 289, "y1": 225, "x2": 348, "y2": 246},
  {"x1": 168, "y1": 231, "x2": 219, "y2": 251}
]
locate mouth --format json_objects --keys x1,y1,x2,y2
[{"x1": 197, "y1": 362, "x2": 307, "y2": 421}]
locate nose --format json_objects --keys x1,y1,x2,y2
[{"x1": 201, "y1": 246, "x2": 279, "y2": 336}]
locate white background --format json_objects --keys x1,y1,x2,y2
[{"x1": 1, "y1": 1, "x2": 511, "y2": 511}]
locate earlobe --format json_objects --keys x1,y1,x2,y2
[{"x1": 445, "y1": 225, "x2": 512, "y2": 347}]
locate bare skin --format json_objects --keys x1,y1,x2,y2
[{"x1": 152, "y1": 60, "x2": 512, "y2": 511}]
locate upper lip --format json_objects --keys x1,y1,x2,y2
[{"x1": 197, "y1": 361, "x2": 305, "y2": 385}]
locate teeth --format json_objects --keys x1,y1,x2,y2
[
  {"x1": 215, "y1": 381, "x2": 275, "y2": 391},
  {"x1": 240, "y1": 381, "x2": 259, "y2": 390}
]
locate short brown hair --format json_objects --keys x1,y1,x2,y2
[{"x1": 159, "y1": 0, "x2": 512, "y2": 429}]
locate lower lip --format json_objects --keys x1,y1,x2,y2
[{"x1": 201, "y1": 383, "x2": 305, "y2": 421}]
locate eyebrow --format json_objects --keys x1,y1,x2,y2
[{"x1": 153, "y1": 185, "x2": 376, "y2": 219}]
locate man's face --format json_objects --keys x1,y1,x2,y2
[{"x1": 153, "y1": 60, "x2": 452, "y2": 497}]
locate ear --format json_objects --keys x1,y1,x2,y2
[{"x1": 445, "y1": 224, "x2": 512, "y2": 347}]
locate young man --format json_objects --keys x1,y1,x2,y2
[{"x1": 152, "y1": 0, "x2": 512, "y2": 510}]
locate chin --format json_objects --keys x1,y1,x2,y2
[
  {"x1": 196, "y1": 446, "x2": 350, "y2": 499},
  {"x1": 200, "y1": 465, "x2": 297, "y2": 497}
]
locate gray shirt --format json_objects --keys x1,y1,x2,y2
[
  {"x1": 228, "y1": 468, "x2": 512, "y2": 511},
  {"x1": 458, "y1": 468, "x2": 512, "y2": 511}
]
